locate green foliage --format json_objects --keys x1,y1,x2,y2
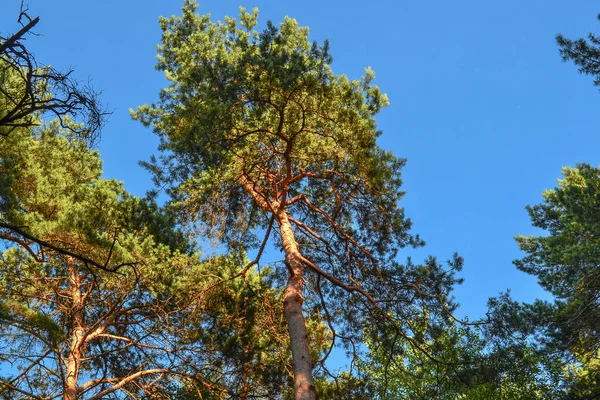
[
  {"x1": 515, "y1": 165, "x2": 600, "y2": 354},
  {"x1": 3, "y1": 123, "x2": 335, "y2": 400},
  {"x1": 172, "y1": 255, "x2": 340, "y2": 399},
  {"x1": 312, "y1": 372, "x2": 373, "y2": 399},
  {"x1": 0, "y1": 298, "x2": 63, "y2": 347},
  {"x1": 131, "y1": 0, "x2": 415, "y2": 258},
  {"x1": 481, "y1": 295, "x2": 566, "y2": 399},
  {"x1": 557, "y1": 14, "x2": 600, "y2": 88},
  {"x1": 509, "y1": 164, "x2": 600, "y2": 396},
  {"x1": 361, "y1": 308, "x2": 567, "y2": 400},
  {"x1": 359, "y1": 314, "x2": 485, "y2": 399},
  {"x1": 0, "y1": 118, "x2": 181, "y2": 396},
  {"x1": 480, "y1": 164, "x2": 600, "y2": 399},
  {"x1": 0, "y1": 114, "x2": 302, "y2": 397},
  {"x1": 174, "y1": 258, "x2": 295, "y2": 397},
  {"x1": 1, "y1": 8, "x2": 331, "y2": 397},
  {"x1": 133, "y1": 3, "x2": 464, "y2": 390}
]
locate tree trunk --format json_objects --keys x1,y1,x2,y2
[
  {"x1": 276, "y1": 208, "x2": 316, "y2": 400},
  {"x1": 64, "y1": 262, "x2": 84, "y2": 400}
]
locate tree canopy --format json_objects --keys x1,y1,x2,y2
[
  {"x1": 133, "y1": 1, "x2": 463, "y2": 398},
  {"x1": 0, "y1": 7, "x2": 312, "y2": 397},
  {"x1": 513, "y1": 164, "x2": 600, "y2": 396},
  {"x1": 557, "y1": 13, "x2": 600, "y2": 88},
  {"x1": 4, "y1": 2, "x2": 600, "y2": 399},
  {"x1": 0, "y1": 102, "x2": 318, "y2": 399}
]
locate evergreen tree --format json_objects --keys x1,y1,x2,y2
[
  {"x1": 482, "y1": 164, "x2": 600, "y2": 399},
  {"x1": 557, "y1": 13, "x2": 600, "y2": 88},
  {"x1": 0, "y1": 5, "x2": 331, "y2": 398},
  {"x1": 511, "y1": 164, "x2": 600, "y2": 396},
  {"x1": 1, "y1": 6, "x2": 109, "y2": 270},
  {"x1": 0, "y1": 120, "x2": 308, "y2": 398},
  {"x1": 360, "y1": 303, "x2": 566, "y2": 399},
  {"x1": 133, "y1": 2, "x2": 462, "y2": 398}
]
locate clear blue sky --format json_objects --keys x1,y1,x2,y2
[{"x1": 2, "y1": 0, "x2": 599, "y2": 322}]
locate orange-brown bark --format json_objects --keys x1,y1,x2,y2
[
  {"x1": 277, "y1": 208, "x2": 316, "y2": 400},
  {"x1": 64, "y1": 261, "x2": 84, "y2": 400}
]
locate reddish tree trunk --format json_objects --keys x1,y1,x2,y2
[
  {"x1": 64, "y1": 262, "x2": 84, "y2": 400},
  {"x1": 277, "y1": 209, "x2": 316, "y2": 400}
]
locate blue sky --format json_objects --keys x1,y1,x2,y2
[{"x1": 2, "y1": 0, "x2": 599, "y2": 323}]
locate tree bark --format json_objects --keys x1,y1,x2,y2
[
  {"x1": 276, "y1": 208, "x2": 316, "y2": 400},
  {"x1": 64, "y1": 262, "x2": 84, "y2": 400}
]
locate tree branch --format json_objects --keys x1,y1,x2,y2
[{"x1": 0, "y1": 221, "x2": 136, "y2": 272}]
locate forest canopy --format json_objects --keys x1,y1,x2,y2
[{"x1": 1, "y1": 1, "x2": 600, "y2": 399}]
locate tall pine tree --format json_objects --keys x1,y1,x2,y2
[{"x1": 133, "y1": 2, "x2": 462, "y2": 398}]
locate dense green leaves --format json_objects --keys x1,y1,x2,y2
[
  {"x1": 516, "y1": 165, "x2": 600, "y2": 352},
  {"x1": 134, "y1": 2, "x2": 464, "y2": 397},
  {"x1": 0, "y1": 120, "x2": 308, "y2": 398},
  {"x1": 477, "y1": 164, "x2": 600, "y2": 399},
  {"x1": 0, "y1": 32, "x2": 300, "y2": 397},
  {"x1": 133, "y1": 1, "x2": 412, "y2": 255},
  {"x1": 7, "y1": 2, "x2": 600, "y2": 399},
  {"x1": 512, "y1": 164, "x2": 600, "y2": 396}
]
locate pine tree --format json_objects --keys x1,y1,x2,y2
[
  {"x1": 557, "y1": 14, "x2": 600, "y2": 88},
  {"x1": 133, "y1": 2, "x2": 462, "y2": 398}
]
